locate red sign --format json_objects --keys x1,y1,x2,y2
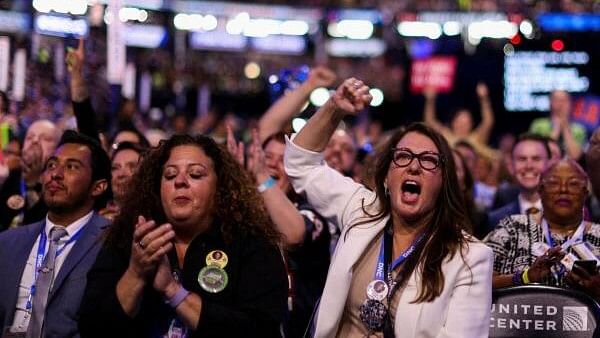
[{"x1": 410, "y1": 56, "x2": 457, "y2": 94}]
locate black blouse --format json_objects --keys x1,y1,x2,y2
[{"x1": 79, "y1": 225, "x2": 288, "y2": 338}]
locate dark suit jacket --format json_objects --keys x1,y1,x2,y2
[
  {"x1": 491, "y1": 184, "x2": 520, "y2": 210},
  {"x1": 0, "y1": 213, "x2": 109, "y2": 337},
  {"x1": 485, "y1": 201, "x2": 520, "y2": 237},
  {"x1": 0, "y1": 169, "x2": 47, "y2": 231}
]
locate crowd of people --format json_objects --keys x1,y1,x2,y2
[{"x1": 0, "y1": 35, "x2": 599, "y2": 338}]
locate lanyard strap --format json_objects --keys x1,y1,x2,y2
[
  {"x1": 373, "y1": 223, "x2": 425, "y2": 282},
  {"x1": 541, "y1": 218, "x2": 585, "y2": 250},
  {"x1": 26, "y1": 223, "x2": 86, "y2": 309}
]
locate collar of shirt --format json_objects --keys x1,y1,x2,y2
[
  {"x1": 44, "y1": 211, "x2": 94, "y2": 243},
  {"x1": 518, "y1": 195, "x2": 542, "y2": 215}
]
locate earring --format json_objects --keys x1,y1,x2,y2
[{"x1": 384, "y1": 183, "x2": 389, "y2": 196}]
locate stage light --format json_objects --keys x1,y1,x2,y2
[
  {"x1": 510, "y1": 34, "x2": 521, "y2": 45},
  {"x1": 551, "y1": 39, "x2": 564, "y2": 52},
  {"x1": 337, "y1": 20, "x2": 374, "y2": 40},
  {"x1": 519, "y1": 20, "x2": 533, "y2": 37},
  {"x1": 244, "y1": 62, "x2": 261, "y2": 79},
  {"x1": 369, "y1": 88, "x2": 384, "y2": 107},
  {"x1": 309, "y1": 87, "x2": 330, "y2": 106},
  {"x1": 442, "y1": 21, "x2": 461, "y2": 36},
  {"x1": 397, "y1": 22, "x2": 442, "y2": 39},
  {"x1": 292, "y1": 118, "x2": 307, "y2": 132}
]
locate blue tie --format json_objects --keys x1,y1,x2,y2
[{"x1": 26, "y1": 226, "x2": 68, "y2": 338}]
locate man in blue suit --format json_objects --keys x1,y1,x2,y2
[
  {"x1": 485, "y1": 134, "x2": 551, "y2": 235},
  {"x1": 0, "y1": 130, "x2": 111, "y2": 337}
]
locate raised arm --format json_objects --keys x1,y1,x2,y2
[
  {"x1": 422, "y1": 86, "x2": 449, "y2": 135},
  {"x1": 246, "y1": 130, "x2": 306, "y2": 246},
  {"x1": 560, "y1": 121, "x2": 583, "y2": 160},
  {"x1": 67, "y1": 38, "x2": 100, "y2": 143},
  {"x1": 472, "y1": 82, "x2": 495, "y2": 144},
  {"x1": 258, "y1": 67, "x2": 336, "y2": 143},
  {"x1": 285, "y1": 79, "x2": 374, "y2": 231},
  {"x1": 293, "y1": 78, "x2": 371, "y2": 151}
]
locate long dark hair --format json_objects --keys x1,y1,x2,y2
[
  {"x1": 353, "y1": 123, "x2": 471, "y2": 303},
  {"x1": 453, "y1": 149, "x2": 477, "y2": 234},
  {"x1": 105, "y1": 134, "x2": 280, "y2": 249}
]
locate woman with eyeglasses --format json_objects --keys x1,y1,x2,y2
[
  {"x1": 485, "y1": 159, "x2": 600, "y2": 299},
  {"x1": 284, "y1": 78, "x2": 493, "y2": 337}
]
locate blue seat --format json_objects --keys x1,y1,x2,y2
[{"x1": 490, "y1": 285, "x2": 600, "y2": 337}]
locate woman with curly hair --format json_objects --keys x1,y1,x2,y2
[{"x1": 79, "y1": 135, "x2": 287, "y2": 338}]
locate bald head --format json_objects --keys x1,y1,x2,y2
[{"x1": 24, "y1": 120, "x2": 60, "y2": 162}]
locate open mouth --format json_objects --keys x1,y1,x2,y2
[{"x1": 402, "y1": 180, "x2": 421, "y2": 194}]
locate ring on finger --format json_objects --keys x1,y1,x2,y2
[
  {"x1": 138, "y1": 240, "x2": 146, "y2": 249},
  {"x1": 353, "y1": 80, "x2": 361, "y2": 88}
]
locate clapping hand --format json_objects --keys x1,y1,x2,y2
[
  {"x1": 226, "y1": 125, "x2": 245, "y2": 166},
  {"x1": 246, "y1": 129, "x2": 268, "y2": 180},
  {"x1": 129, "y1": 215, "x2": 175, "y2": 281}
]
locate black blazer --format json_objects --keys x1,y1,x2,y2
[{"x1": 79, "y1": 226, "x2": 288, "y2": 338}]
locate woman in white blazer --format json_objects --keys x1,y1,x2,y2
[{"x1": 284, "y1": 78, "x2": 493, "y2": 337}]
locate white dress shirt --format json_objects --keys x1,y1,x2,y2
[
  {"x1": 10, "y1": 211, "x2": 93, "y2": 333},
  {"x1": 518, "y1": 194, "x2": 543, "y2": 215}
]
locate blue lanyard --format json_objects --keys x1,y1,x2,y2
[
  {"x1": 373, "y1": 226, "x2": 426, "y2": 283},
  {"x1": 541, "y1": 218, "x2": 585, "y2": 250},
  {"x1": 26, "y1": 223, "x2": 86, "y2": 310}
]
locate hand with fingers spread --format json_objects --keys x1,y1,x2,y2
[
  {"x1": 128, "y1": 215, "x2": 175, "y2": 281},
  {"x1": 226, "y1": 125, "x2": 245, "y2": 166},
  {"x1": 527, "y1": 246, "x2": 564, "y2": 283},
  {"x1": 246, "y1": 129, "x2": 269, "y2": 181},
  {"x1": 328, "y1": 78, "x2": 373, "y2": 116}
]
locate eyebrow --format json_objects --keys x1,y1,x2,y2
[{"x1": 164, "y1": 163, "x2": 207, "y2": 169}]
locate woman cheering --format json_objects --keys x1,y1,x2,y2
[
  {"x1": 284, "y1": 78, "x2": 493, "y2": 337},
  {"x1": 80, "y1": 135, "x2": 287, "y2": 337}
]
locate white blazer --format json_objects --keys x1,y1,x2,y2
[{"x1": 284, "y1": 138, "x2": 493, "y2": 338}]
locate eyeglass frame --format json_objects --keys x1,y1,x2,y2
[
  {"x1": 390, "y1": 147, "x2": 445, "y2": 171},
  {"x1": 540, "y1": 177, "x2": 587, "y2": 194}
]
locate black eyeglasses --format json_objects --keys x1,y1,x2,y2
[{"x1": 391, "y1": 148, "x2": 443, "y2": 171}]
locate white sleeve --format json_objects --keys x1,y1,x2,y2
[{"x1": 283, "y1": 136, "x2": 376, "y2": 233}]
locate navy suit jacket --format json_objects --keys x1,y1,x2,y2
[
  {"x1": 0, "y1": 212, "x2": 109, "y2": 337},
  {"x1": 486, "y1": 201, "x2": 520, "y2": 235}
]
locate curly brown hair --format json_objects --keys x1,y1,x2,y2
[{"x1": 105, "y1": 134, "x2": 280, "y2": 249}]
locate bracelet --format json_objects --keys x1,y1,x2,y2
[
  {"x1": 512, "y1": 270, "x2": 523, "y2": 286},
  {"x1": 522, "y1": 267, "x2": 531, "y2": 284},
  {"x1": 257, "y1": 176, "x2": 276, "y2": 193},
  {"x1": 166, "y1": 285, "x2": 190, "y2": 308}
]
